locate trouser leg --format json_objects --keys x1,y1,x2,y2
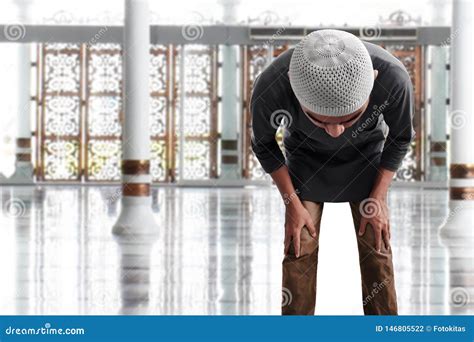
[
  {"x1": 282, "y1": 201, "x2": 323, "y2": 315},
  {"x1": 349, "y1": 202, "x2": 398, "y2": 315}
]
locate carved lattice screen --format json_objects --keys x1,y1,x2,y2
[
  {"x1": 178, "y1": 45, "x2": 219, "y2": 180},
  {"x1": 85, "y1": 43, "x2": 122, "y2": 181},
  {"x1": 36, "y1": 44, "x2": 83, "y2": 181},
  {"x1": 384, "y1": 45, "x2": 424, "y2": 181},
  {"x1": 35, "y1": 43, "x2": 219, "y2": 182}
]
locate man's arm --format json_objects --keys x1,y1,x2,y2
[
  {"x1": 370, "y1": 167, "x2": 395, "y2": 199},
  {"x1": 271, "y1": 165, "x2": 316, "y2": 258},
  {"x1": 379, "y1": 79, "x2": 415, "y2": 172},
  {"x1": 359, "y1": 78, "x2": 415, "y2": 251},
  {"x1": 250, "y1": 77, "x2": 316, "y2": 258},
  {"x1": 250, "y1": 77, "x2": 286, "y2": 174}
]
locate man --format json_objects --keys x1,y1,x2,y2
[{"x1": 250, "y1": 29, "x2": 414, "y2": 315}]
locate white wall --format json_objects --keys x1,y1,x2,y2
[{"x1": 0, "y1": 0, "x2": 452, "y2": 25}]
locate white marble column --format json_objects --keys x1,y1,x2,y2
[
  {"x1": 219, "y1": 0, "x2": 241, "y2": 180},
  {"x1": 427, "y1": 46, "x2": 448, "y2": 181},
  {"x1": 429, "y1": 0, "x2": 451, "y2": 26},
  {"x1": 7, "y1": 0, "x2": 34, "y2": 184},
  {"x1": 112, "y1": 0, "x2": 158, "y2": 235},
  {"x1": 439, "y1": 0, "x2": 474, "y2": 314},
  {"x1": 440, "y1": 0, "x2": 474, "y2": 241}
]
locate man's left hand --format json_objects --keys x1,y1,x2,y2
[{"x1": 358, "y1": 195, "x2": 391, "y2": 252}]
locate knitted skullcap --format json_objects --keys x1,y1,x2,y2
[{"x1": 289, "y1": 29, "x2": 374, "y2": 116}]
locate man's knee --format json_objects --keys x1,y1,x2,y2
[{"x1": 284, "y1": 226, "x2": 318, "y2": 259}]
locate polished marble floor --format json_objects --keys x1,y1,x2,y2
[{"x1": 0, "y1": 185, "x2": 472, "y2": 315}]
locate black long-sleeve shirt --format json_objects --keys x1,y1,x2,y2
[{"x1": 251, "y1": 42, "x2": 415, "y2": 202}]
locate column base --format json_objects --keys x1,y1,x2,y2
[
  {"x1": 5, "y1": 162, "x2": 34, "y2": 184},
  {"x1": 112, "y1": 196, "x2": 159, "y2": 236},
  {"x1": 220, "y1": 165, "x2": 240, "y2": 180},
  {"x1": 438, "y1": 200, "x2": 474, "y2": 314},
  {"x1": 439, "y1": 200, "x2": 474, "y2": 247}
]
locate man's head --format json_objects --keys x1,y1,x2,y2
[{"x1": 289, "y1": 29, "x2": 376, "y2": 137}]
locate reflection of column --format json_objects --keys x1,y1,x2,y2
[
  {"x1": 116, "y1": 234, "x2": 157, "y2": 314},
  {"x1": 218, "y1": 190, "x2": 238, "y2": 314},
  {"x1": 439, "y1": 0, "x2": 473, "y2": 314},
  {"x1": 162, "y1": 189, "x2": 177, "y2": 314},
  {"x1": 33, "y1": 188, "x2": 45, "y2": 314},
  {"x1": 207, "y1": 193, "x2": 219, "y2": 315},
  {"x1": 113, "y1": 0, "x2": 158, "y2": 235},
  {"x1": 11, "y1": 187, "x2": 34, "y2": 313},
  {"x1": 219, "y1": 0, "x2": 240, "y2": 180},
  {"x1": 8, "y1": 0, "x2": 34, "y2": 184},
  {"x1": 426, "y1": 194, "x2": 449, "y2": 315},
  {"x1": 217, "y1": 189, "x2": 252, "y2": 314},
  {"x1": 237, "y1": 193, "x2": 252, "y2": 314},
  {"x1": 427, "y1": 46, "x2": 448, "y2": 181}
]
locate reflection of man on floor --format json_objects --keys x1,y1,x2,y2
[{"x1": 251, "y1": 30, "x2": 414, "y2": 315}]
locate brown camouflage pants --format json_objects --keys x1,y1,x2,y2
[{"x1": 282, "y1": 201, "x2": 398, "y2": 315}]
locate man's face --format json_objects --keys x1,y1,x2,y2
[{"x1": 301, "y1": 99, "x2": 369, "y2": 138}]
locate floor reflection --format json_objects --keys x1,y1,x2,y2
[{"x1": 0, "y1": 185, "x2": 472, "y2": 315}]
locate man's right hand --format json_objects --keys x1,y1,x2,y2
[
  {"x1": 268, "y1": 165, "x2": 316, "y2": 258},
  {"x1": 284, "y1": 200, "x2": 317, "y2": 258}
]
